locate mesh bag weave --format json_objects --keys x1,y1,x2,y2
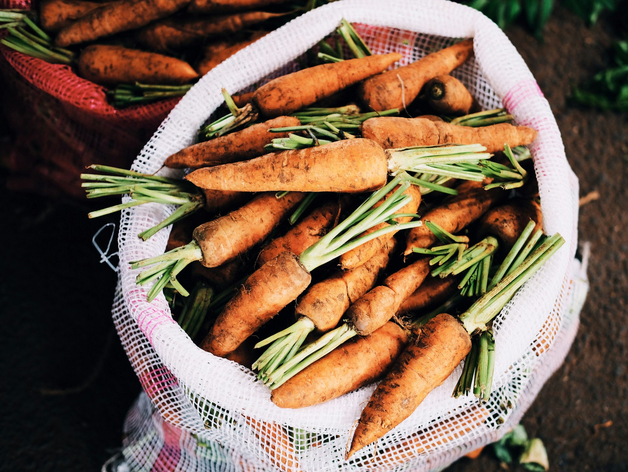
[
  {"x1": 0, "y1": 0, "x2": 179, "y2": 197},
  {"x1": 111, "y1": 1, "x2": 586, "y2": 470}
]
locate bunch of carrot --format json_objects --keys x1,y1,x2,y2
[
  {"x1": 0, "y1": 0, "x2": 323, "y2": 106},
  {"x1": 81, "y1": 19, "x2": 565, "y2": 465}
]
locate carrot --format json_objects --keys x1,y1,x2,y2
[
  {"x1": 197, "y1": 32, "x2": 266, "y2": 75},
  {"x1": 77, "y1": 45, "x2": 199, "y2": 86},
  {"x1": 232, "y1": 91, "x2": 255, "y2": 108},
  {"x1": 244, "y1": 417, "x2": 301, "y2": 472},
  {"x1": 39, "y1": 0, "x2": 107, "y2": 32},
  {"x1": 192, "y1": 192, "x2": 305, "y2": 268},
  {"x1": 256, "y1": 197, "x2": 341, "y2": 267},
  {"x1": 358, "y1": 39, "x2": 474, "y2": 112},
  {"x1": 200, "y1": 251, "x2": 312, "y2": 356},
  {"x1": 131, "y1": 191, "x2": 304, "y2": 301},
  {"x1": 348, "y1": 233, "x2": 566, "y2": 458},
  {"x1": 253, "y1": 53, "x2": 402, "y2": 117},
  {"x1": 476, "y1": 198, "x2": 543, "y2": 248},
  {"x1": 189, "y1": 0, "x2": 291, "y2": 14},
  {"x1": 185, "y1": 138, "x2": 389, "y2": 194},
  {"x1": 192, "y1": 256, "x2": 248, "y2": 290},
  {"x1": 339, "y1": 183, "x2": 421, "y2": 270},
  {"x1": 422, "y1": 74, "x2": 480, "y2": 116},
  {"x1": 135, "y1": 12, "x2": 281, "y2": 53},
  {"x1": 396, "y1": 275, "x2": 459, "y2": 315},
  {"x1": 361, "y1": 116, "x2": 538, "y2": 154},
  {"x1": 271, "y1": 322, "x2": 408, "y2": 409},
  {"x1": 164, "y1": 116, "x2": 300, "y2": 169},
  {"x1": 295, "y1": 239, "x2": 396, "y2": 332},
  {"x1": 404, "y1": 185, "x2": 505, "y2": 255},
  {"x1": 224, "y1": 337, "x2": 256, "y2": 368},
  {"x1": 346, "y1": 313, "x2": 472, "y2": 459},
  {"x1": 347, "y1": 257, "x2": 432, "y2": 336},
  {"x1": 54, "y1": 0, "x2": 191, "y2": 47},
  {"x1": 199, "y1": 188, "x2": 251, "y2": 215},
  {"x1": 361, "y1": 403, "x2": 489, "y2": 467}
]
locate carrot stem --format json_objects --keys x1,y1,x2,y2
[
  {"x1": 488, "y1": 220, "x2": 536, "y2": 289},
  {"x1": 289, "y1": 192, "x2": 318, "y2": 225},
  {"x1": 460, "y1": 233, "x2": 564, "y2": 333}
]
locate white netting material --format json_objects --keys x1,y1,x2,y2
[{"x1": 111, "y1": 1, "x2": 583, "y2": 470}]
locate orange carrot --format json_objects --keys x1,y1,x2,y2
[
  {"x1": 224, "y1": 337, "x2": 256, "y2": 368},
  {"x1": 257, "y1": 198, "x2": 341, "y2": 267},
  {"x1": 361, "y1": 402, "x2": 489, "y2": 467},
  {"x1": 348, "y1": 258, "x2": 432, "y2": 336},
  {"x1": 54, "y1": 0, "x2": 191, "y2": 47},
  {"x1": 193, "y1": 191, "x2": 305, "y2": 268},
  {"x1": 164, "y1": 116, "x2": 300, "y2": 169},
  {"x1": 253, "y1": 53, "x2": 402, "y2": 117},
  {"x1": 135, "y1": 12, "x2": 281, "y2": 53},
  {"x1": 197, "y1": 32, "x2": 267, "y2": 75},
  {"x1": 40, "y1": 0, "x2": 107, "y2": 32},
  {"x1": 185, "y1": 138, "x2": 389, "y2": 194},
  {"x1": 189, "y1": 0, "x2": 291, "y2": 14},
  {"x1": 192, "y1": 256, "x2": 248, "y2": 290},
  {"x1": 476, "y1": 198, "x2": 543, "y2": 248},
  {"x1": 244, "y1": 417, "x2": 301, "y2": 472},
  {"x1": 200, "y1": 251, "x2": 311, "y2": 356},
  {"x1": 232, "y1": 91, "x2": 255, "y2": 108},
  {"x1": 362, "y1": 116, "x2": 538, "y2": 154},
  {"x1": 404, "y1": 185, "x2": 505, "y2": 255},
  {"x1": 423, "y1": 74, "x2": 480, "y2": 115},
  {"x1": 295, "y1": 239, "x2": 396, "y2": 332},
  {"x1": 77, "y1": 45, "x2": 198, "y2": 86},
  {"x1": 199, "y1": 188, "x2": 251, "y2": 215},
  {"x1": 271, "y1": 322, "x2": 408, "y2": 409},
  {"x1": 340, "y1": 184, "x2": 421, "y2": 270},
  {"x1": 396, "y1": 275, "x2": 459, "y2": 315},
  {"x1": 358, "y1": 39, "x2": 474, "y2": 111},
  {"x1": 346, "y1": 313, "x2": 472, "y2": 458}
]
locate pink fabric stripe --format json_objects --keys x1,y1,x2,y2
[{"x1": 503, "y1": 80, "x2": 544, "y2": 111}]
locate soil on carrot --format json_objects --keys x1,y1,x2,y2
[{"x1": 0, "y1": 4, "x2": 626, "y2": 472}]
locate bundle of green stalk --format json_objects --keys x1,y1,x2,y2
[{"x1": 0, "y1": 0, "x2": 324, "y2": 107}]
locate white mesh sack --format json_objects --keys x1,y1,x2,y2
[{"x1": 111, "y1": 1, "x2": 585, "y2": 470}]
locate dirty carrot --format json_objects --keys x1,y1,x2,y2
[
  {"x1": 361, "y1": 116, "x2": 538, "y2": 154},
  {"x1": 39, "y1": 0, "x2": 106, "y2": 33},
  {"x1": 54, "y1": 0, "x2": 191, "y2": 47},
  {"x1": 423, "y1": 74, "x2": 480, "y2": 116},
  {"x1": 253, "y1": 52, "x2": 402, "y2": 117},
  {"x1": 358, "y1": 39, "x2": 474, "y2": 111},
  {"x1": 256, "y1": 197, "x2": 340, "y2": 267},
  {"x1": 185, "y1": 138, "x2": 389, "y2": 193},
  {"x1": 136, "y1": 12, "x2": 281, "y2": 53},
  {"x1": 197, "y1": 32, "x2": 266, "y2": 75},
  {"x1": 77, "y1": 45, "x2": 198, "y2": 85},
  {"x1": 189, "y1": 0, "x2": 291, "y2": 14},
  {"x1": 271, "y1": 322, "x2": 408, "y2": 409},
  {"x1": 185, "y1": 139, "x2": 492, "y2": 194},
  {"x1": 396, "y1": 275, "x2": 460, "y2": 314},
  {"x1": 476, "y1": 198, "x2": 543, "y2": 248},
  {"x1": 131, "y1": 191, "x2": 305, "y2": 301},
  {"x1": 346, "y1": 313, "x2": 472, "y2": 459},
  {"x1": 164, "y1": 116, "x2": 300, "y2": 169},
  {"x1": 347, "y1": 232, "x2": 565, "y2": 458}
]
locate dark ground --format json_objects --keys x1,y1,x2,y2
[{"x1": 1, "y1": 5, "x2": 627, "y2": 472}]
